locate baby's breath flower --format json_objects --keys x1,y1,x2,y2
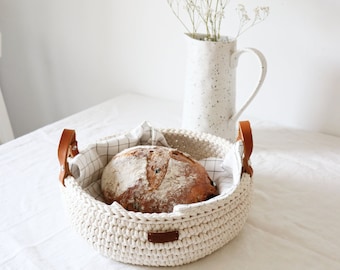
[
  {"x1": 167, "y1": 0, "x2": 269, "y2": 41},
  {"x1": 237, "y1": 4, "x2": 250, "y2": 23},
  {"x1": 236, "y1": 4, "x2": 269, "y2": 37},
  {"x1": 254, "y1": 6, "x2": 270, "y2": 22}
]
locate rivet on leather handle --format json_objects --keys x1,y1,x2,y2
[
  {"x1": 148, "y1": 231, "x2": 179, "y2": 243},
  {"x1": 58, "y1": 129, "x2": 79, "y2": 186},
  {"x1": 237, "y1": 121, "x2": 253, "y2": 176}
]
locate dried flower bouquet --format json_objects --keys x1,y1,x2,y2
[{"x1": 167, "y1": 0, "x2": 269, "y2": 41}]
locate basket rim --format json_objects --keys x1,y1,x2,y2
[{"x1": 62, "y1": 128, "x2": 248, "y2": 221}]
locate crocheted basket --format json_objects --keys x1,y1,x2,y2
[{"x1": 57, "y1": 121, "x2": 254, "y2": 267}]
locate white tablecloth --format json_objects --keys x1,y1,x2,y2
[{"x1": 1, "y1": 93, "x2": 340, "y2": 270}]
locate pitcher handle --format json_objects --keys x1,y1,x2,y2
[{"x1": 230, "y1": 48, "x2": 267, "y2": 121}]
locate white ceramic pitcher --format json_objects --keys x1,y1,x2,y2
[{"x1": 182, "y1": 34, "x2": 267, "y2": 141}]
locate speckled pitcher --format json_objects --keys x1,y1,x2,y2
[{"x1": 182, "y1": 33, "x2": 267, "y2": 141}]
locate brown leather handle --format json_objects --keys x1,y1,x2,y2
[
  {"x1": 58, "y1": 129, "x2": 79, "y2": 186},
  {"x1": 237, "y1": 121, "x2": 253, "y2": 176}
]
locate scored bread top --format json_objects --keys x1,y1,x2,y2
[{"x1": 101, "y1": 145, "x2": 218, "y2": 213}]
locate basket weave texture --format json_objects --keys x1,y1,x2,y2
[{"x1": 59, "y1": 123, "x2": 253, "y2": 267}]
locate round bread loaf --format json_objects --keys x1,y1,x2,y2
[{"x1": 101, "y1": 145, "x2": 218, "y2": 213}]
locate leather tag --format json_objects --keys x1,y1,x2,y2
[{"x1": 148, "y1": 231, "x2": 179, "y2": 243}]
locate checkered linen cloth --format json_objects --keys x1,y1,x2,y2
[{"x1": 68, "y1": 121, "x2": 242, "y2": 202}]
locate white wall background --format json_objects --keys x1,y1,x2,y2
[{"x1": 1, "y1": 0, "x2": 340, "y2": 138}]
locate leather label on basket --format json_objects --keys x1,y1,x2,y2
[{"x1": 148, "y1": 231, "x2": 179, "y2": 243}]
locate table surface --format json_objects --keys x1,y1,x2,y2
[{"x1": 1, "y1": 93, "x2": 340, "y2": 270}]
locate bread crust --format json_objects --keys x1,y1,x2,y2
[{"x1": 101, "y1": 145, "x2": 218, "y2": 213}]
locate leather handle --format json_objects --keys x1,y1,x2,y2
[
  {"x1": 237, "y1": 121, "x2": 253, "y2": 176},
  {"x1": 58, "y1": 129, "x2": 79, "y2": 186}
]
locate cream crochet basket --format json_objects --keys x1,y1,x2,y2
[{"x1": 57, "y1": 121, "x2": 254, "y2": 267}]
